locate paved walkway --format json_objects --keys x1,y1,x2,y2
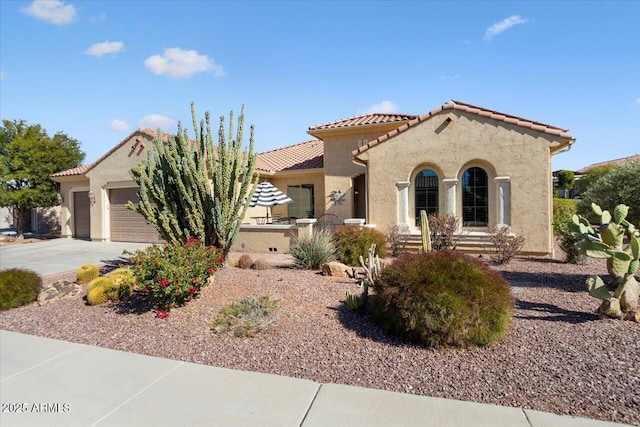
[
  {"x1": 0, "y1": 237, "x2": 294, "y2": 278},
  {"x1": 0, "y1": 239, "x2": 633, "y2": 426},
  {"x1": 0, "y1": 238, "x2": 151, "y2": 277},
  {"x1": 0, "y1": 331, "x2": 629, "y2": 427}
]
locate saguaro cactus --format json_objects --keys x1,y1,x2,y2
[
  {"x1": 129, "y1": 103, "x2": 258, "y2": 258},
  {"x1": 346, "y1": 244, "x2": 381, "y2": 311},
  {"x1": 570, "y1": 203, "x2": 640, "y2": 322},
  {"x1": 420, "y1": 210, "x2": 432, "y2": 252}
]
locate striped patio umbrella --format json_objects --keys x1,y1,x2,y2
[{"x1": 249, "y1": 181, "x2": 293, "y2": 223}]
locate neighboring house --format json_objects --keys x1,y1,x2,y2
[
  {"x1": 0, "y1": 206, "x2": 60, "y2": 234},
  {"x1": 552, "y1": 154, "x2": 640, "y2": 198},
  {"x1": 0, "y1": 207, "x2": 14, "y2": 230},
  {"x1": 52, "y1": 100, "x2": 575, "y2": 255},
  {"x1": 575, "y1": 154, "x2": 640, "y2": 175}
]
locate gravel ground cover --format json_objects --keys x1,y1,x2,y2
[{"x1": 1, "y1": 250, "x2": 639, "y2": 425}]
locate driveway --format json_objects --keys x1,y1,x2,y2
[{"x1": 0, "y1": 238, "x2": 151, "y2": 276}]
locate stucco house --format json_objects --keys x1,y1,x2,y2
[{"x1": 52, "y1": 100, "x2": 574, "y2": 255}]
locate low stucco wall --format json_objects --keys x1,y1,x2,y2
[{"x1": 231, "y1": 224, "x2": 297, "y2": 253}]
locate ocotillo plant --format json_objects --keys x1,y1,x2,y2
[
  {"x1": 569, "y1": 203, "x2": 639, "y2": 322},
  {"x1": 128, "y1": 102, "x2": 258, "y2": 258}
]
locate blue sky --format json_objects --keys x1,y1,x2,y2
[{"x1": 1, "y1": 0, "x2": 638, "y2": 172}]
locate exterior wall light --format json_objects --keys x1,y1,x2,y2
[{"x1": 88, "y1": 191, "x2": 96, "y2": 205}]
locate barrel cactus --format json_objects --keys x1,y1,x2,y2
[
  {"x1": 569, "y1": 203, "x2": 639, "y2": 322},
  {"x1": 86, "y1": 277, "x2": 113, "y2": 294},
  {"x1": 76, "y1": 264, "x2": 99, "y2": 284},
  {"x1": 106, "y1": 268, "x2": 136, "y2": 299},
  {"x1": 87, "y1": 285, "x2": 109, "y2": 306}
]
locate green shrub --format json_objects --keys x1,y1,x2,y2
[
  {"x1": 289, "y1": 229, "x2": 336, "y2": 270},
  {"x1": 372, "y1": 251, "x2": 513, "y2": 347},
  {"x1": 552, "y1": 198, "x2": 579, "y2": 235},
  {"x1": 553, "y1": 199, "x2": 585, "y2": 264},
  {"x1": 332, "y1": 226, "x2": 387, "y2": 266},
  {"x1": 578, "y1": 160, "x2": 640, "y2": 225},
  {"x1": 128, "y1": 237, "x2": 224, "y2": 315},
  {"x1": 237, "y1": 254, "x2": 254, "y2": 269},
  {"x1": 76, "y1": 264, "x2": 99, "y2": 284},
  {"x1": 211, "y1": 295, "x2": 280, "y2": 337},
  {"x1": 0, "y1": 268, "x2": 42, "y2": 310},
  {"x1": 577, "y1": 165, "x2": 616, "y2": 195}
]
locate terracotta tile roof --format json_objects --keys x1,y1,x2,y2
[
  {"x1": 309, "y1": 113, "x2": 418, "y2": 131},
  {"x1": 51, "y1": 128, "x2": 172, "y2": 178},
  {"x1": 576, "y1": 154, "x2": 640, "y2": 174},
  {"x1": 257, "y1": 140, "x2": 323, "y2": 172},
  {"x1": 353, "y1": 100, "x2": 574, "y2": 156},
  {"x1": 51, "y1": 164, "x2": 94, "y2": 177}
]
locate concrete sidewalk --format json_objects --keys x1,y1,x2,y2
[{"x1": 0, "y1": 331, "x2": 629, "y2": 427}]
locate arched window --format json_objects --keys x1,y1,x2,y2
[
  {"x1": 462, "y1": 167, "x2": 488, "y2": 226},
  {"x1": 414, "y1": 169, "x2": 438, "y2": 225}
]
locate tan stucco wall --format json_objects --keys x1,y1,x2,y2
[
  {"x1": 84, "y1": 133, "x2": 156, "y2": 241},
  {"x1": 358, "y1": 110, "x2": 565, "y2": 255},
  {"x1": 322, "y1": 131, "x2": 387, "y2": 219},
  {"x1": 57, "y1": 177, "x2": 90, "y2": 238},
  {"x1": 231, "y1": 225, "x2": 296, "y2": 252}
]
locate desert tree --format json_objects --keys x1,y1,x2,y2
[{"x1": 0, "y1": 119, "x2": 84, "y2": 237}]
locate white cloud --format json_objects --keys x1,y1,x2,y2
[
  {"x1": 21, "y1": 0, "x2": 77, "y2": 25},
  {"x1": 90, "y1": 12, "x2": 107, "y2": 22},
  {"x1": 635, "y1": 97, "x2": 640, "y2": 106},
  {"x1": 484, "y1": 15, "x2": 531, "y2": 41},
  {"x1": 85, "y1": 41, "x2": 124, "y2": 58},
  {"x1": 110, "y1": 119, "x2": 130, "y2": 132},
  {"x1": 0, "y1": 71, "x2": 5, "y2": 80},
  {"x1": 440, "y1": 74, "x2": 460, "y2": 80},
  {"x1": 364, "y1": 100, "x2": 398, "y2": 114},
  {"x1": 139, "y1": 114, "x2": 176, "y2": 129},
  {"x1": 144, "y1": 48, "x2": 225, "y2": 79}
]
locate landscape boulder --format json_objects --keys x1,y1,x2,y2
[{"x1": 321, "y1": 262, "x2": 351, "y2": 278}]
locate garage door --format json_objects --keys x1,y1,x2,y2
[
  {"x1": 110, "y1": 188, "x2": 164, "y2": 243},
  {"x1": 74, "y1": 191, "x2": 90, "y2": 239}
]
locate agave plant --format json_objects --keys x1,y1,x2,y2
[{"x1": 569, "y1": 203, "x2": 639, "y2": 322}]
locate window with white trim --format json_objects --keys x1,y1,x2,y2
[
  {"x1": 414, "y1": 169, "x2": 439, "y2": 225},
  {"x1": 461, "y1": 167, "x2": 488, "y2": 226}
]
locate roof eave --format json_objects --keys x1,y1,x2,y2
[
  {"x1": 271, "y1": 168, "x2": 324, "y2": 177},
  {"x1": 550, "y1": 138, "x2": 576, "y2": 156},
  {"x1": 51, "y1": 174, "x2": 89, "y2": 183},
  {"x1": 308, "y1": 121, "x2": 413, "y2": 139}
]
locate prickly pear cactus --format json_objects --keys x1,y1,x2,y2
[{"x1": 570, "y1": 203, "x2": 640, "y2": 322}]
